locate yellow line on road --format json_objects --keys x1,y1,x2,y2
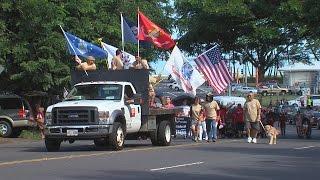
[{"x1": 0, "y1": 139, "x2": 241, "y2": 167}]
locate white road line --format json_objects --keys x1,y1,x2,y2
[
  {"x1": 150, "y1": 161, "x2": 204, "y2": 171},
  {"x1": 294, "y1": 146, "x2": 316, "y2": 150}
]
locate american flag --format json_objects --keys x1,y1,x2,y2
[{"x1": 195, "y1": 47, "x2": 233, "y2": 94}]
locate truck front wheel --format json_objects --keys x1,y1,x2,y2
[
  {"x1": 158, "y1": 121, "x2": 171, "y2": 146},
  {"x1": 109, "y1": 122, "x2": 125, "y2": 151},
  {"x1": 45, "y1": 138, "x2": 61, "y2": 152}
]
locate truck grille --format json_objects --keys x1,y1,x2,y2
[{"x1": 52, "y1": 107, "x2": 98, "y2": 125}]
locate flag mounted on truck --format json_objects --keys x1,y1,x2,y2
[
  {"x1": 137, "y1": 11, "x2": 175, "y2": 50},
  {"x1": 62, "y1": 29, "x2": 107, "y2": 59},
  {"x1": 165, "y1": 46, "x2": 205, "y2": 95}
]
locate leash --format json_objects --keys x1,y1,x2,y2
[{"x1": 259, "y1": 120, "x2": 266, "y2": 132}]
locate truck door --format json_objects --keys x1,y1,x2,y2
[{"x1": 124, "y1": 85, "x2": 141, "y2": 133}]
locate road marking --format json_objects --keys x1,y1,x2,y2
[
  {"x1": 294, "y1": 146, "x2": 316, "y2": 150},
  {"x1": 0, "y1": 139, "x2": 240, "y2": 167},
  {"x1": 150, "y1": 161, "x2": 204, "y2": 171}
]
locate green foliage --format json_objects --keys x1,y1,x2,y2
[
  {"x1": 0, "y1": 0, "x2": 173, "y2": 95},
  {"x1": 175, "y1": 0, "x2": 315, "y2": 81}
]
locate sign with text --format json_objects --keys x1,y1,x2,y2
[{"x1": 175, "y1": 117, "x2": 188, "y2": 137}]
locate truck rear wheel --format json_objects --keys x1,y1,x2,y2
[
  {"x1": 150, "y1": 130, "x2": 159, "y2": 146},
  {"x1": 109, "y1": 122, "x2": 124, "y2": 151},
  {"x1": 45, "y1": 138, "x2": 61, "y2": 152},
  {"x1": 158, "y1": 121, "x2": 171, "y2": 146}
]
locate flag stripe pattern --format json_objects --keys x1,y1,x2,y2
[{"x1": 195, "y1": 47, "x2": 233, "y2": 94}]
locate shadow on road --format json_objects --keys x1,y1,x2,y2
[{"x1": 20, "y1": 141, "x2": 155, "y2": 153}]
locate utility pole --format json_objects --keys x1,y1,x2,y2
[
  {"x1": 228, "y1": 53, "x2": 232, "y2": 96},
  {"x1": 245, "y1": 61, "x2": 248, "y2": 87}
]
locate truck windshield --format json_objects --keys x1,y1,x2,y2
[{"x1": 65, "y1": 84, "x2": 122, "y2": 101}]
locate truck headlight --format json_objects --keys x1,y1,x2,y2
[
  {"x1": 45, "y1": 112, "x2": 52, "y2": 125},
  {"x1": 99, "y1": 111, "x2": 109, "y2": 124}
]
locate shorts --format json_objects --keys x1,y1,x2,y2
[
  {"x1": 191, "y1": 119, "x2": 198, "y2": 126},
  {"x1": 245, "y1": 121, "x2": 260, "y2": 131}
]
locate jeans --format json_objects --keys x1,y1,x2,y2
[
  {"x1": 198, "y1": 121, "x2": 208, "y2": 140},
  {"x1": 206, "y1": 119, "x2": 218, "y2": 140}
]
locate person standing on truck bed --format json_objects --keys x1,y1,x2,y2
[
  {"x1": 131, "y1": 56, "x2": 149, "y2": 69},
  {"x1": 75, "y1": 56, "x2": 97, "y2": 71},
  {"x1": 111, "y1": 49, "x2": 124, "y2": 70}
]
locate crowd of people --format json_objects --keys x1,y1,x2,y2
[
  {"x1": 174, "y1": 92, "x2": 313, "y2": 143},
  {"x1": 75, "y1": 49, "x2": 150, "y2": 72}
]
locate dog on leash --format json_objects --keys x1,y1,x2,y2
[{"x1": 265, "y1": 125, "x2": 280, "y2": 145}]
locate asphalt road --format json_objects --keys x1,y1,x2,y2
[{"x1": 0, "y1": 125, "x2": 319, "y2": 180}]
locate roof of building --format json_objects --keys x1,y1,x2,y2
[{"x1": 278, "y1": 61, "x2": 320, "y2": 72}]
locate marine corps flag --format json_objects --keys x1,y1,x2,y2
[{"x1": 138, "y1": 11, "x2": 175, "y2": 49}]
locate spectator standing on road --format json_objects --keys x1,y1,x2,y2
[
  {"x1": 279, "y1": 111, "x2": 286, "y2": 136},
  {"x1": 244, "y1": 93, "x2": 262, "y2": 143},
  {"x1": 111, "y1": 49, "x2": 124, "y2": 70},
  {"x1": 307, "y1": 96, "x2": 313, "y2": 107},
  {"x1": 35, "y1": 104, "x2": 45, "y2": 139},
  {"x1": 217, "y1": 104, "x2": 227, "y2": 138},
  {"x1": 296, "y1": 111, "x2": 302, "y2": 136},
  {"x1": 232, "y1": 104, "x2": 244, "y2": 138},
  {"x1": 203, "y1": 93, "x2": 220, "y2": 142},
  {"x1": 190, "y1": 97, "x2": 202, "y2": 142},
  {"x1": 197, "y1": 109, "x2": 208, "y2": 142}
]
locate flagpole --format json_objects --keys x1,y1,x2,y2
[
  {"x1": 197, "y1": 44, "x2": 219, "y2": 57},
  {"x1": 121, "y1": 13, "x2": 125, "y2": 53},
  {"x1": 137, "y1": 7, "x2": 140, "y2": 57},
  {"x1": 59, "y1": 25, "x2": 88, "y2": 76}
]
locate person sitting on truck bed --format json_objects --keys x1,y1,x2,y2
[
  {"x1": 130, "y1": 56, "x2": 149, "y2": 69},
  {"x1": 76, "y1": 56, "x2": 97, "y2": 71},
  {"x1": 163, "y1": 96, "x2": 175, "y2": 109},
  {"x1": 111, "y1": 49, "x2": 124, "y2": 70}
]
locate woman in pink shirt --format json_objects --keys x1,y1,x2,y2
[{"x1": 163, "y1": 96, "x2": 175, "y2": 109}]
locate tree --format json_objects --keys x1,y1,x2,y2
[
  {"x1": 0, "y1": 0, "x2": 174, "y2": 95},
  {"x1": 175, "y1": 0, "x2": 306, "y2": 81}
]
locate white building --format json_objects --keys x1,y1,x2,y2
[{"x1": 278, "y1": 61, "x2": 320, "y2": 94}]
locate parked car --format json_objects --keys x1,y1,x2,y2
[
  {"x1": 287, "y1": 95, "x2": 320, "y2": 107},
  {"x1": 258, "y1": 85, "x2": 289, "y2": 96},
  {"x1": 212, "y1": 96, "x2": 246, "y2": 107},
  {"x1": 167, "y1": 82, "x2": 181, "y2": 91},
  {"x1": 289, "y1": 86, "x2": 310, "y2": 95},
  {"x1": 0, "y1": 94, "x2": 36, "y2": 137},
  {"x1": 231, "y1": 83, "x2": 243, "y2": 92},
  {"x1": 236, "y1": 86, "x2": 258, "y2": 94}
]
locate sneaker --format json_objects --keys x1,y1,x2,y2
[
  {"x1": 252, "y1": 138, "x2": 257, "y2": 144},
  {"x1": 247, "y1": 137, "x2": 252, "y2": 143}
]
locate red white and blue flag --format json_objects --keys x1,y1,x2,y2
[
  {"x1": 195, "y1": 47, "x2": 233, "y2": 94},
  {"x1": 165, "y1": 46, "x2": 205, "y2": 95}
]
